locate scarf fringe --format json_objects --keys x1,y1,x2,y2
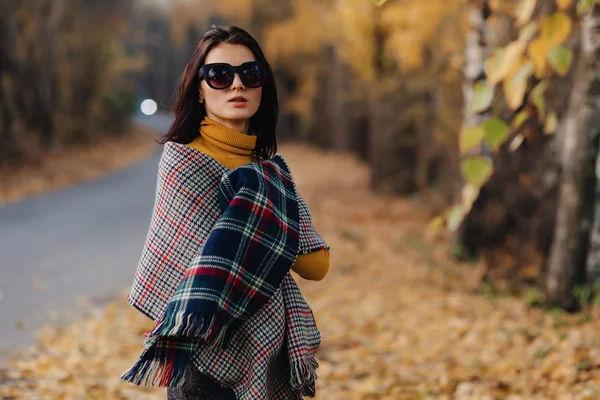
[
  {"x1": 121, "y1": 312, "x2": 238, "y2": 388},
  {"x1": 290, "y1": 354, "x2": 319, "y2": 397},
  {"x1": 147, "y1": 311, "x2": 215, "y2": 340},
  {"x1": 120, "y1": 339, "x2": 188, "y2": 388},
  {"x1": 147, "y1": 311, "x2": 235, "y2": 350}
]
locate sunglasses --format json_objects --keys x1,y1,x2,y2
[{"x1": 198, "y1": 61, "x2": 268, "y2": 90}]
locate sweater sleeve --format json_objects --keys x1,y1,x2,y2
[{"x1": 292, "y1": 249, "x2": 330, "y2": 281}]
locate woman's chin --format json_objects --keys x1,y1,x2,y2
[{"x1": 220, "y1": 109, "x2": 257, "y2": 121}]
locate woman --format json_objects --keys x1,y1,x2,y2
[{"x1": 122, "y1": 26, "x2": 330, "y2": 400}]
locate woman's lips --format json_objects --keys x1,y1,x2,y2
[{"x1": 229, "y1": 97, "x2": 248, "y2": 107}]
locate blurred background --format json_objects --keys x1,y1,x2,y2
[{"x1": 1, "y1": 0, "x2": 600, "y2": 398}]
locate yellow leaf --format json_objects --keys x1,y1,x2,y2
[
  {"x1": 556, "y1": 0, "x2": 573, "y2": 11},
  {"x1": 513, "y1": 60, "x2": 535, "y2": 81},
  {"x1": 504, "y1": 60, "x2": 534, "y2": 110},
  {"x1": 426, "y1": 215, "x2": 446, "y2": 239},
  {"x1": 505, "y1": 77, "x2": 528, "y2": 110},
  {"x1": 512, "y1": 110, "x2": 531, "y2": 128},
  {"x1": 447, "y1": 205, "x2": 465, "y2": 232},
  {"x1": 547, "y1": 45, "x2": 574, "y2": 76},
  {"x1": 461, "y1": 183, "x2": 481, "y2": 211},
  {"x1": 577, "y1": 0, "x2": 595, "y2": 15},
  {"x1": 468, "y1": 82, "x2": 494, "y2": 114},
  {"x1": 509, "y1": 134, "x2": 525, "y2": 152},
  {"x1": 531, "y1": 81, "x2": 549, "y2": 120},
  {"x1": 515, "y1": 0, "x2": 537, "y2": 26},
  {"x1": 503, "y1": 41, "x2": 528, "y2": 73},
  {"x1": 485, "y1": 48, "x2": 506, "y2": 84},
  {"x1": 462, "y1": 157, "x2": 493, "y2": 187},
  {"x1": 486, "y1": 41, "x2": 527, "y2": 84},
  {"x1": 483, "y1": 118, "x2": 510, "y2": 150},
  {"x1": 519, "y1": 21, "x2": 539, "y2": 42},
  {"x1": 540, "y1": 12, "x2": 573, "y2": 46},
  {"x1": 528, "y1": 38, "x2": 552, "y2": 78},
  {"x1": 544, "y1": 111, "x2": 558, "y2": 134},
  {"x1": 459, "y1": 126, "x2": 484, "y2": 154}
]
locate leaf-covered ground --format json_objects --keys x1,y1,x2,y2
[{"x1": 2, "y1": 144, "x2": 600, "y2": 400}]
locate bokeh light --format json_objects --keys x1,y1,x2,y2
[{"x1": 140, "y1": 99, "x2": 158, "y2": 116}]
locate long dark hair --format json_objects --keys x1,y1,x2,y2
[{"x1": 159, "y1": 25, "x2": 278, "y2": 160}]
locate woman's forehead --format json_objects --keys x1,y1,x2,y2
[{"x1": 205, "y1": 43, "x2": 256, "y2": 65}]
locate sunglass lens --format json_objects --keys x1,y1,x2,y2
[
  {"x1": 241, "y1": 63, "x2": 265, "y2": 88},
  {"x1": 207, "y1": 65, "x2": 233, "y2": 89}
]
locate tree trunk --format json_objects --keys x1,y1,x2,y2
[
  {"x1": 459, "y1": 0, "x2": 492, "y2": 139},
  {"x1": 582, "y1": 3, "x2": 600, "y2": 294},
  {"x1": 453, "y1": 0, "x2": 493, "y2": 257},
  {"x1": 38, "y1": 0, "x2": 58, "y2": 150},
  {"x1": 368, "y1": 6, "x2": 419, "y2": 194},
  {"x1": 546, "y1": 3, "x2": 600, "y2": 310},
  {"x1": 0, "y1": 3, "x2": 21, "y2": 164},
  {"x1": 455, "y1": 2, "x2": 579, "y2": 295}
]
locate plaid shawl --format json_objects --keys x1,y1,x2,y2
[{"x1": 122, "y1": 142, "x2": 328, "y2": 399}]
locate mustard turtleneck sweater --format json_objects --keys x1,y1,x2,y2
[{"x1": 186, "y1": 117, "x2": 330, "y2": 281}]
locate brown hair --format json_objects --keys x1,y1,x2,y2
[{"x1": 159, "y1": 25, "x2": 278, "y2": 160}]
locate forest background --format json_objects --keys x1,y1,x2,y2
[{"x1": 4, "y1": 0, "x2": 599, "y2": 309}]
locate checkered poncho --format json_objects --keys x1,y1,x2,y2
[{"x1": 122, "y1": 142, "x2": 328, "y2": 399}]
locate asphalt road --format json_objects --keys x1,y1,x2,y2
[{"x1": 0, "y1": 114, "x2": 172, "y2": 359}]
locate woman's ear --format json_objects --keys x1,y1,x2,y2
[{"x1": 198, "y1": 87, "x2": 205, "y2": 104}]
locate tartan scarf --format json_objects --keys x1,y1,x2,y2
[{"x1": 122, "y1": 142, "x2": 328, "y2": 398}]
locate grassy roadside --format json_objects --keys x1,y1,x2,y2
[{"x1": 0, "y1": 124, "x2": 159, "y2": 207}]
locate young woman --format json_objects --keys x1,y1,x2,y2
[{"x1": 122, "y1": 26, "x2": 330, "y2": 400}]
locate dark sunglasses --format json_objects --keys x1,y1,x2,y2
[{"x1": 198, "y1": 61, "x2": 268, "y2": 90}]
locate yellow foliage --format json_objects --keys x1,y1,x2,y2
[
  {"x1": 261, "y1": 1, "x2": 333, "y2": 113},
  {"x1": 544, "y1": 111, "x2": 559, "y2": 134},
  {"x1": 333, "y1": 0, "x2": 378, "y2": 81},
  {"x1": 381, "y1": 0, "x2": 467, "y2": 72},
  {"x1": 519, "y1": 21, "x2": 539, "y2": 41},
  {"x1": 490, "y1": 0, "x2": 515, "y2": 15},
  {"x1": 286, "y1": 65, "x2": 320, "y2": 116},
  {"x1": 461, "y1": 183, "x2": 480, "y2": 211},
  {"x1": 540, "y1": 12, "x2": 573, "y2": 45},
  {"x1": 556, "y1": 0, "x2": 574, "y2": 11},
  {"x1": 486, "y1": 41, "x2": 527, "y2": 84},
  {"x1": 459, "y1": 126, "x2": 484, "y2": 155},
  {"x1": 169, "y1": 0, "x2": 255, "y2": 44},
  {"x1": 263, "y1": 0, "x2": 330, "y2": 63},
  {"x1": 528, "y1": 38, "x2": 553, "y2": 77},
  {"x1": 167, "y1": 0, "x2": 468, "y2": 119},
  {"x1": 462, "y1": 157, "x2": 493, "y2": 187},
  {"x1": 504, "y1": 58, "x2": 534, "y2": 110},
  {"x1": 515, "y1": 0, "x2": 537, "y2": 26},
  {"x1": 216, "y1": 0, "x2": 255, "y2": 24}
]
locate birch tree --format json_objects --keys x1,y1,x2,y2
[{"x1": 548, "y1": 2, "x2": 600, "y2": 308}]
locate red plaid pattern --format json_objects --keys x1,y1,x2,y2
[{"x1": 124, "y1": 142, "x2": 328, "y2": 399}]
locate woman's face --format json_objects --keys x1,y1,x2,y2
[{"x1": 199, "y1": 43, "x2": 262, "y2": 134}]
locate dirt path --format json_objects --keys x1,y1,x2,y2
[{"x1": 1, "y1": 145, "x2": 599, "y2": 400}]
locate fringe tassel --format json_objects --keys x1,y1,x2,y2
[
  {"x1": 122, "y1": 313, "x2": 239, "y2": 388},
  {"x1": 147, "y1": 311, "x2": 236, "y2": 349},
  {"x1": 147, "y1": 311, "x2": 217, "y2": 340},
  {"x1": 208, "y1": 321, "x2": 230, "y2": 350},
  {"x1": 290, "y1": 355, "x2": 319, "y2": 397},
  {"x1": 120, "y1": 337, "x2": 189, "y2": 388}
]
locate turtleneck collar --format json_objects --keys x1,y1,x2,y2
[{"x1": 199, "y1": 117, "x2": 256, "y2": 156}]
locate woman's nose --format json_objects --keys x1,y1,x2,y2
[{"x1": 230, "y1": 73, "x2": 245, "y2": 90}]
